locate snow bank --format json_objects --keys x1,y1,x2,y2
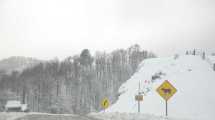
[
  {"x1": 90, "y1": 113, "x2": 189, "y2": 120},
  {"x1": 0, "y1": 112, "x2": 26, "y2": 120},
  {"x1": 107, "y1": 55, "x2": 215, "y2": 120}
]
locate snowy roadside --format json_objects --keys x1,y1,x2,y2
[
  {"x1": 0, "y1": 112, "x2": 26, "y2": 120},
  {"x1": 89, "y1": 113, "x2": 190, "y2": 120}
]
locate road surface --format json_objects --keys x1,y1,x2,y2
[
  {"x1": 16, "y1": 114, "x2": 102, "y2": 120},
  {"x1": 0, "y1": 113, "x2": 102, "y2": 120}
]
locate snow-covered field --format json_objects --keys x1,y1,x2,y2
[{"x1": 106, "y1": 55, "x2": 215, "y2": 120}]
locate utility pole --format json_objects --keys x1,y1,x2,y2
[
  {"x1": 138, "y1": 81, "x2": 140, "y2": 113},
  {"x1": 135, "y1": 81, "x2": 143, "y2": 113}
]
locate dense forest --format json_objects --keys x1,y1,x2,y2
[{"x1": 0, "y1": 44, "x2": 156, "y2": 114}]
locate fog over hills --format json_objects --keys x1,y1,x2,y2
[{"x1": 0, "y1": 56, "x2": 41, "y2": 74}]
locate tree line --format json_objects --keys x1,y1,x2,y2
[{"x1": 0, "y1": 44, "x2": 156, "y2": 114}]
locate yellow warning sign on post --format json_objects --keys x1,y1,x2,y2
[
  {"x1": 156, "y1": 80, "x2": 177, "y2": 101},
  {"x1": 101, "y1": 98, "x2": 110, "y2": 109}
]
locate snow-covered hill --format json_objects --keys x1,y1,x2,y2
[{"x1": 106, "y1": 55, "x2": 215, "y2": 120}]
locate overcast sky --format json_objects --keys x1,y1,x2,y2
[{"x1": 0, "y1": 0, "x2": 215, "y2": 60}]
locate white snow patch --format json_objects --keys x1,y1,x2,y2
[
  {"x1": 90, "y1": 113, "x2": 189, "y2": 120},
  {"x1": 0, "y1": 112, "x2": 26, "y2": 120}
]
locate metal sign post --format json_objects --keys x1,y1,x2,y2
[
  {"x1": 135, "y1": 81, "x2": 143, "y2": 113},
  {"x1": 138, "y1": 81, "x2": 140, "y2": 113},
  {"x1": 165, "y1": 100, "x2": 168, "y2": 116}
]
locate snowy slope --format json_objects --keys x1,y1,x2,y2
[{"x1": 107, "y1": 55, "x2": 215, "y2": 120}]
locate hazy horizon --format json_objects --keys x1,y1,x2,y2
[{"x1": 0, "y1": 0, "x2": 215, "y2": 60}]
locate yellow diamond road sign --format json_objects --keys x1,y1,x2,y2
[
  {"x1": 101, "y1": 98, "x2": 110, "y2": 109},
  {"x1": 156, "y1": 80, "x2": 177, "y2": 101}
]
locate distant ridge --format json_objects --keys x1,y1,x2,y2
[{"x1": 0, "y1": 56, "x2": 42, "y2": 74}]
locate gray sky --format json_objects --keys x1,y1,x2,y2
[{"x1": 0, "y1": 0, "x2": 215, "y2": 60}]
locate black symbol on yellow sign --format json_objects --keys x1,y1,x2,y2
[
  {"x1": 161, "y1": 88, "x2": 171, "y2": 94},
  {"x1": 157, "y1": 80, "x2": 177, "y2": 101}
]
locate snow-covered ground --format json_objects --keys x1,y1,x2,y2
[
  {"x1": 0, "y1": 112, "x2": 26, "y2": 120},
  {"x1": 90, "y1": 112, "x2": 190, "y2": 120},
  {"x1": 106, "y1": 55, "x2": 215, "y2": 120}
]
